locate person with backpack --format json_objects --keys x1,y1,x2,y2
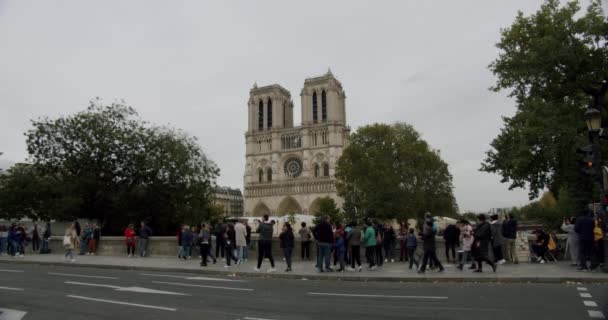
[
  {"x1": 214, "y1": 222, "x2": 226, "y2": 260},
  {"x1": 40, "y1": 223, "x2": 52, "y2": 254},
  {"x1": 279, "y1": 222, "x2": 295, "y2": 272},
  {"x1": 418, "y1": 220, "x2": 444, "y2": 274},
  {"x1": 334, "y1": 229, "x2": 346, "y2": 272},
  {"x1": 80, "y1": 223, "x2": 92, "y2": 255},
  {"x1": 575, "y1": 210, "x2": 597, "y2": 271},
  {"x1": 347, "y1": 221, "x2": 362, "y2": 272},
  {"x1": 473, "y1": 215, "x2": 497, "y2": 273},
  {"x1": 235, "y1": 219, "x2": 247, "y2": 264},
  {"x1": 224, "y1": 224, "x2": 239, "y2": 267},
  {"x1": 255, "y1": 215, "x2": 276, "y2": 272},
  {"x1": 443, "y1": 223, "x2": 460, "y2": 264},
  {"x1": 315, "y1": 215, "x2": 334, "y2": 273}
]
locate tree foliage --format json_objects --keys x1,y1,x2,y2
[
  {"x1": 313, "y1": 197, "x2": 343, "y2": 225},
  {"x1": 481, "y1": 0, "x2": 608, "y2": 206},
  {"x1": 0, "y1": 99, "x2": 219, "y2": 235},
  {"x1": 336, "y1": 123, "x2": 458, "y2": 222}
]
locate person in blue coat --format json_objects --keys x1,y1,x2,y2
[{"x1": 335, "y1": 231, "x2": 346, "y2": 272}]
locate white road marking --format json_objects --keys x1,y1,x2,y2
[
  {"x1": 577, "y1": 287, "x2": 588, "y2": 291},
  {"x1": 242, "y1": 317, "x2": 278, "y2": 320},
  {"x1": 588, "y1": 310, "x2": 605, "y2": 319},
  {"x1": 152, "y1": 281, "x2": 254, "y2": 292},
  {"x1": 140, "y1": 273, "x2": 245, "y2": 282},
  {"x1": 580, "y1": 292, "x2": 592, "y2": 298},
  {"x1": 0, "y1": 286, "x2": 24, "y2": 291},
  {"x1": 49, "y1": 272, "x2": 118, "y2": 280},
  {"x1": 0, "y1": 269, "x2": 24, "y2": 273},
  {"x1": 307, "y1": 292, "x2": 448, "y2": 300},
  {"x1": 65, "y1": 281, "x2": 188, "y2": 295},
  {"x1": 584, "y1": 301, "x2": 598, "y2": 307},
  {"x1": 66, "y1": 295, "x2": 176, "y2": 311},
  {"x1": 0, "y1": 308, "x2": 27, "y2": 319}
]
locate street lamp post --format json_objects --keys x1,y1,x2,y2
[{"x1": 582, "y1": 106, "x2": 608, "y2": 272}]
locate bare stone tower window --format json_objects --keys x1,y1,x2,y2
[
  {"x1": 321, "y1": 90, "x2": 327, "y2": 122},
  {"x1": 258, "y1": 169, "x2": 264, "y2": 182},
  {"x1": 323, "y1": 163, "x2": 329, "y2": 177},
  {"x1": 267, "y1": 168, "x2": 272, "y2": 182},
  {"x1": 314, "y1": 163, "x2": 320, "y2": 177},
  {"x1": 312, "y1": 91, "x2": 318, "y2": 123},
  {"x1": 267, "y1": 98, "x2": 273, "y2": 129},
  {"x1": 258, "y1": 100, "x2": 263, "y2": 130}
]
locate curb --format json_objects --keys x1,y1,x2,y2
[{"x1": 2, "y1": 259, "x2": 607, "y2": 284}]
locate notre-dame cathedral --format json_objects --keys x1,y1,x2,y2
[{"x1": 243, "y1": 70, "x2": 350, "y2": 216}]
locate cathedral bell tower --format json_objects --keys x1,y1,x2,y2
[
  {"x1": 300, "y1": 69, "x2": 346, "y2": 126},
  {"x1": 247, "y1": 83, "x2": 294, "y2": 133}
]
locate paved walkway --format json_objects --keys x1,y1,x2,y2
[{"x1": 1, "y1": 254, "x2": 607, "y2": 283}]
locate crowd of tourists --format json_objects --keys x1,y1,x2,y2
[
  {"x1": 0, "y1": 222, "x2": 51, "y2": 257},
  {"x1": 560, "y1": 210, "x2": 605, "y2": 271}
]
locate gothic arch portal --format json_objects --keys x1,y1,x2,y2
[
  {"x1": 308, "y1": 197, "x2": 323, "y2": 215},
  {"x1": 277, "y1": 196, "x2": 302, "y2": 215},
  {"x1": 252, "y1": 202, "x2": 271, "y2": 217}
]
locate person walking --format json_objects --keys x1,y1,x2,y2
[
  {"x1": 16, "y1": 224, "x2": 26, "y2": 257},
  {"x1": 501, "y1": 214, "x2": 518, "y2": 264},
  {"x1": 374, "y1": 222, "x2": 384, "y2": 267},
  {"x1": 383, "y1": 223, "x2": 396, "y2": 263},
  {"x1": 124, "y1": 224, "x2": 136, "y2": 258},
  {"x1": 88, "y1": 223, "x2": 100, "y2": 255},
  {"x1": 0, "y1": 225, "x2": 8, "y2": 256},
  {"x1": 40, "y1": 222, "x2": 52, "y2": 254},
  {"x1": 363, "y1": 220, "x2": 377, "y2": 270},
  {"x1": 334, "y1": 229, "x2": 346, "y2": 272},
  {"x1": 457, "y1": 220, "x2": 474, "y2": 270},
  {"x1": 214, "y1": 222, "x2": 226, "y2": 260},
  {"x1": 490, "y1": 215, "x2": 506, "y2": 264},
  {"x1": 473, "y1": 215, "x2": 497, "y2": 273},
  {"x1": 347, "y1": 221, "x2": 362, "y2": 272},
  {"x1": 299, "y1": 222, "x2": 312, "y2": 260},
  {"x1": 31, "y1": 224, "x2": 41, "y2": 253},
  {"x1": 79, "y1": 223, "x2": 92, "y2": 255},
  {"x1": 418, "y1": 220, "x2": 444, "y2": 274},
  {"x1": 443, "y1": 223, "x2": 460, "y2": 264},
  {"x1": 138, "y1": 221, "x2": 152, "y2": 257},
  {"x1": 575, "y1": 210, "x2": 597, "y2": 271},
  {"x1": 178, "y1": 225, "x2": 192, "y2": 261},
  {"x1": 398, "y1": 222, "x2": 408, "y2": 262},
  {"x1": 224, "y1": 224, "x2": 239, "y2": 267},
  {"x1": 255, "y1": 215, "x2": 276, "y2": 272},
  {"x1": 199, "y1": 223, "x2": 215, "y2": 266},
  {"x1": 280, "y1": 222, "x2": 295, "y2": 272},
  {"x1": 315, "y1": 216, "x2": 334, "y2": 273},
  {"x1": 244, "y1": 221, "x2": 251, "y2": 262},
  {"x1": 63, "y1": 223, "x2": 79, "y2": 262},
  {"x1": 235, "y1": 219, "x2": 247, "y2": 264},
  {"x1": 404, "y1": 228, "x2": 419, "y2": 270}
]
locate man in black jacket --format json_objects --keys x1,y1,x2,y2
[
  {"x1": 443, "y1": 223, "x2": 460, "y2": 263},
  {"x1": 316, "y1": 216, "x2": 334, "y2": 272},
  {"x1": 473, "y1": 214, "x2": 497, "y2": 273},
  {"x1": 418, "y1": 220, "x2": 444, "y2": 273},
  {"x1": 575, "y1": 210, "x2": 597, "y2": 271},
  {"x1": 255, "y1": 215, "x2": 276, "y2": 272},
  {"x1": 501, "y1": 214, "x2": 518, "y2": 264}
]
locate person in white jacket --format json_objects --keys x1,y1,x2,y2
[
  {"x1": 561, "y1": 216, "x2": 579, "y2": 266},
  {"x1": 235, "y1": 220, "x2": 247, "y2": 264}
]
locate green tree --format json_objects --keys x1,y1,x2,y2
[
  {"x1": 3, "y1": 99, "x2": 219, "y2": 235},
  {"x1": 336, "y1": 123, "x2": 458, "y2": 222},
  {"x1": 481, "y1": 0, "x2": 608, "y2": 207},
  {"x1": 313, "y1": 197, "x2": 343, "y2": 225}
]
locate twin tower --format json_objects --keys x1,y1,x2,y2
[{"x1": 243, "y1": 70, "x2": 350, "y2": 217}]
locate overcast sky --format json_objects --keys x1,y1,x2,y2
[{"x1": 3, "y1": 0, "x2": 600, "y2": 212}]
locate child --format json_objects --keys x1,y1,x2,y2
[{"x1": 405, "y1": 228, "x2": 419, "y2": 270}]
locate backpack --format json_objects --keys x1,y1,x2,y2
[
  {"x1": 63, "y1": 235, "x2": 71, "y2": 246},
  {"x1": 594, "y1": 221, "x2": 603, "y2": 241}
]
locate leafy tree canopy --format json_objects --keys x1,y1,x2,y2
[
  {"x1": 481, "y1": 0, "x2": 608, "y2": 204},
  {"x1": 0, "y1": 99, "x2": 220, "y2": 235},
  {"x1": 336, "y1": 123, "x2": 458, "y2": 222},
  {"x1": 313, "y1": 197, "x2": 343, "y2": 225}
]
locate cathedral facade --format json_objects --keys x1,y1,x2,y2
[{"x1": 243, "y1": 71, "x2": 350, "y2": 217}]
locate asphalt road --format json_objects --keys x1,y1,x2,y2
[{"x1": 0, "y1": 263, "x2": 606, "y2": 320}]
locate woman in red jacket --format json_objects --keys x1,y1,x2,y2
[{"x1": 124, "y1": 224, "x2": 136, "y2": 258}]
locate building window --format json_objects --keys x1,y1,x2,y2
[
  {"x1": 267, "y1": 168, "x2": 272, "y2": 182},
  {"x1": 281, "y1": 132, "x2": 302, "y2": 150},
  {"x1": 267, "y1": 98, "x2": 272, "y2": 129},
  {"x1": 322, "y1": 130, "x2": 329, "y2": 144},
  {"x1": 258, "y1": 169, "x2": 264, "y2": 182},
  {"x1": 283, "y1": 102, "x2": 287, "y2": 127},
  {"x1": 314, "y1": 164, "x2": 320, "y2": 178},
  {"x1": 323, "y1": 163, "x2": 329, "y2": 177},
  {"x1": 258, "y1": 100, "x2": 263, "y2": 130},
  {"x1": 321, "y1": 90, "x2": 327, "y2": 122},
  {"x1": 312, "y1": 91, "x2": 318, "y2": 123}
]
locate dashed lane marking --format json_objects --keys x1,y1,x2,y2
[
  {"x1": 307, "y1": 292, "x2": 448, "y2": 300},
  {"x1": 66, "y1": 295, "x2": 177, "y2": 311},
  {"x1": 584, "y1": 301, "x2": 598, "y2": 307},
  {"x1": 140, "y1": 273, "x2": 246, "y2": 282},
  {"x1": 580, "y1": 293, "x2": 592, "y2": 298},
  {"x1": 0, "y1": 269, "x2": 23, "y2": 273},
  {"x1": 578, "y1": 287, "x2": 588, "y2": 291},
  {"x1": 588, "y1": 310, "x2": 605, "y2": 319},
  {"x1": 0, "y1": 286, "x2": 24, "y2": 291},
  {"x1": 64, "y1": 281, "x2": 188, "y2": 295},
  {"x1": 152, "y1": 281, "x2": 254, "y2": 292},
  {"x1": 49, "y1": 272, "x2": 118, "y2": 280}
]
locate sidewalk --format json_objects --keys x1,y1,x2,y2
[{"x1": 1, "y1": 254, "x2": 607, "y2": 283}]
